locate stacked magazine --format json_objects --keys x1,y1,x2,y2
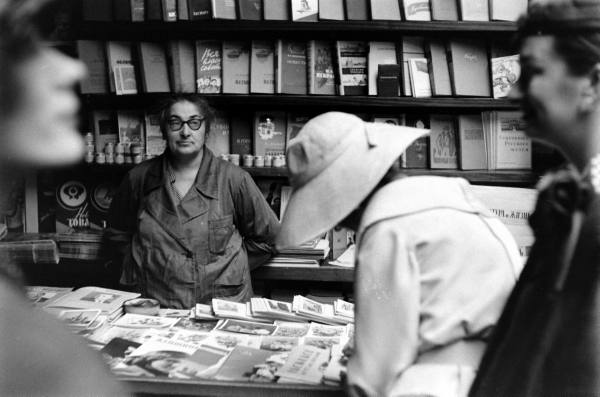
[
  {"x1": 265, "y1": 238, "x2": 330, "y2": 267},
  {"x1": 292, "y1": 295, "x2": 353, "y2": 325}
]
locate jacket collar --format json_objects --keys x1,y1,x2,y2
[{"x1": 143, "y1": 147, "x2": 220, "y2": 199}]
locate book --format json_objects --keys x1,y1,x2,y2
[
  {"x1": 275, "y1": 40, "x2": 307, "y2": 95},
  {"x1": 253, "y1": 111, "x2": 287, "y2": 156},
  {"x1": 77, "y1": 40, "x2": 110, "y2": 94},
  {"x1": 195, "y1": 40, "x2": 222, "y2": 94},
  {"x1": 263, "y1": 0, "x2": 289, "y2": 20},
  {"x1": 430, "y1": 0, "x2": 458, "y2": 20},
  {"x1": 82, "y1": 0, "x2": 112, "y2": 21},
  {"x1": 429, "y1": 114, "x2": 458, "y2": 169},
  {"x1": 402, "y1": 0, "x2": 431, "y2": 21},
  {"x1": 211, "y1": 0, "x2": 237, "y2": 19},
  {"x1": 286, "y1": 113, "x2": 310, "y2": 144},
  {"x1": 146, "y1": 0, "x2": 163, "y2": 20},
  {"x1": 489, "y1": 0, "x2": 527, "y2": 21},
  {"x1": 291, "y1": 0, "x2": 318, "y2": 22},
  {"x1": 425, "y1": 39, "x2": 452, "y2": 96},
  {"x1": 230, "y1": 113, "x2": 253, "y2": 155},
  {"x1": 367, "y1": 41, "x2": 399, "y2": 96},
  {"x1": 470, "y1": 184, "x2": 537, "y2": 261},
  {"x1": 187, "y1": 0, "x2": 212, "y2": 19},
  {"x1": 206, "y1": 111, "x2": 230, "y2": 156},
  {"x1": 306, "y1": 41, "x2": 335, "y2": 95},
  {"x1": 222, "y1": 41, "x2": 250, "y2": 94},
  {"x1": 447, "y1": 39, "x2": 491, "y2": 97},
  {"x1": 216, "y1": 319, "x2": 278, "y2": 335},
  {"x1": 237, "y1": 0, "x2": 262, "y2": 20},
  {"x1": 250, "y1": 40, "x2": 275, "y2": 94},
  {"x1": 458, "y1": 113, "x2": 486, "y2": 170},
  {"x1": 131, "y1": 0, "x2": 146, "y2": 21},
  {"x1": 117, "y1": 110, "x2": 145, "y2": 147},
  {"x1": 214, "y1": 346, "x2": 275, "y2": 381},
  {"x1": 46, "y1": 286, "x2": 140, "y2": 315},
  {"x1": 144, "y1": 112, "x2": 166, "y2": 157},
  {"x1": 137, "y1": 42, "x2": 170, "y2": 93},
  {"x1": 26, "y1": 286, "x2": 74, "y2": 307},
  {"x1": 92, "y1": 110, "x2": 119, "y2": 154},
  {"x1": 177, "y1": 0, "x2": 189, "y2": 19},
  {"x1": 161, "y1": 0, "x2": 178, "y2": 20},
  {"x1": 345, "y1": 0, "x2": 368, "y2": 20},
  {"x1": 400, "y1": 36, "x2": 425, "y2": 96},
  {"x1": 482, "y1": 111, "x2": 531, "y2": 170},
  {"x1": 403, "y1": 114, "x2": 429, "y2": 168},
  {"x1": 491, "y1": 54, "x2": 520, "y2": 99},
  {"x1": 53, "y1": 178, "x2": 91, "y2": 232},
  {"x1": 0, "y1": 239, "x2": 59, "y2": 265},
  {"x1": 336, "y1": 41, "x2": 368, "y2": 96},
  {"x1": 114, "y1": 0, "x2": 132, "y2": 21},
  {"x1": 370, "y1": 0, "x2": 401, "y2": 20},
  {"x1": 319, "y1": 0, "x2": 344, "y2": 20},
  {"x1": 408, "y1": 57, "x2": 432, "y2": 98},
  {"x1": 167, "y1": 40, "x2": 196, "y2": 93},
  {"x1": 458, "y1": 0, "x2": 488, "y2": 21},
  {"x1": 106, "y1": 41, "x2": 138, "y2": 95}
]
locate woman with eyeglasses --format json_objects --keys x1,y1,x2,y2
[{"x1": 106, "y1": 95, "x2": 279, "y2": 309}]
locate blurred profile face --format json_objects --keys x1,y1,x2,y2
[
  {"x1": 165, "y1": 100, "x2": 207, "y2": 159},
  {"x1": 511, "y1": 35, "x2": 591, "y2": 147},
  {"x1": 0, "y1": 46, "x2": 86, "y2": 167}
]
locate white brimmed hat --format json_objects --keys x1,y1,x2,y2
[{"x1": 276, "y1": 112, "x2": 429, "y2": 249}]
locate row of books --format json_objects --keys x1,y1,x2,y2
[
  {"x1": 27, "y1": 285, "x2": 351, "y2": 384},
  {"x1": 89, "y1": 108, "x2": 531, "y2": 170},
  {"x1": 207, "y1": 295, "x2": 354, "y2": 326},
  {"x1": 83, "y1": 0, "x2": 527, "y2": 23},
  {"x1": 78, "y1": 37, "x2": 518, "y2": 98}
]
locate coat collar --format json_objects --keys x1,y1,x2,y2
[{"x1": 143, "y1": 147, "x2": 220, "y2": 199}]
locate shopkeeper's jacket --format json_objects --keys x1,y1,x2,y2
[{"x1": 106, "y1": 148, "x2": 279, "y2": 309}]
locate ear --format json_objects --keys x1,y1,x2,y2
[{"x1": 579, "y1": 64, "x2": 600, "y2": 113}]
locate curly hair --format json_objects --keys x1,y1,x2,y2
[{"x1": 516, "y1": 0, "x2": 600, "y2": 76}]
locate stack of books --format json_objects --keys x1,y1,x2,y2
[
  {"x1": 250, "y1": 297, "x2": 304, "y2": 322},
  {"x1": 0, "y1": 238, "x2": 59, "y2": 264},
  {"x1": 57, "y1": 231, "x2": 105, "y2": 260},
  {"x1": 43, "y1": 286, "x2": 140, "y2": 322},
  {"x1": 266, "y1": 238, "x2": 330, "y2": 267},
  {"x1": 292, "y1": 295, "x2": 353, "y2": 325}
]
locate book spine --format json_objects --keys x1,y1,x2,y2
[
  {"x1": 162, "y1": 0, "x2": 178, "y2": 20},
  {"x1": 177, "y1": 0, "x2": 189, "y2": 19},
  {"x1": 130, "y1": 0, "x2": 146, "y2": 21},
  {"x1": 114, "y1": 0, "x2": 132, "y2": 20},
  {"x1": 196, "y1": 40, "x2": 223, "y2": 94},
  {"x1": 344, "y1": 0, "x2": 368, "y2": 20},
  {"x1": 188, "y1": 0, "x2": 212, "y2": 19},
  {"x1": 146, "y1": 0, "x2": 163, "y2": 20}
]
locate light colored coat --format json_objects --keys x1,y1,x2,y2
[{"x1": 347, "y1": 176, "x2": 523, "y2": 397}]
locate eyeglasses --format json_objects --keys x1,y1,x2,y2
[{"x1": 167, "y1": 116, "x2": 205, "y2": 131}]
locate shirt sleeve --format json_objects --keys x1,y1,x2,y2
[
  {"x1": 346, "y1": 221, "x2": 421, "y2": 396},
  {"x1": 232, "y1": 172, "x2": 280, "y2": 270},
  {"x1": 105, "y1": 172, "x2": 139, "y2": 287}
]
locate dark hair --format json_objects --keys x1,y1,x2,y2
[
  {"x1": 0, "y1": 0, "x2": 64, "y2": 115},
  {"x1": 516, "y1": 0, "x2": 600, "y2": 76},
  {"x1": 157, "y1": 94, "x2": 215, "y2": 139}
]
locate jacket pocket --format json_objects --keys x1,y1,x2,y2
[{"x1": 209, "y1": 215, "x2": 234, "y2": 255}]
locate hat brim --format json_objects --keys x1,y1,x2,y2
[{"x1": 276, "y1": 122, "x2": 429, "y2": 249}]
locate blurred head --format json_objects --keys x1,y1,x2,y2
[
  {"x1": 158, "y1": 95, "x2": 215, "y2": 160},
  {"x1": 275, "y1": 112, "x2": 429, "y2": 249},
  {"x1": 0, "y1": 0, "x2": 87, "y2": 167},
  {"x1": 511, "y1": 0, "x2": 600, "y2": 150}
]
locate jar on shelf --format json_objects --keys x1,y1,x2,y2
[
  {"x1": 243, "y1": 154, "x2": 254, "y2": 167},
  {"x1": 229, "y1": 154, "x2": 240, "y2": 166},
  {"x1": 254, "y1": 155, "x2": 264, "y2": 167}
]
